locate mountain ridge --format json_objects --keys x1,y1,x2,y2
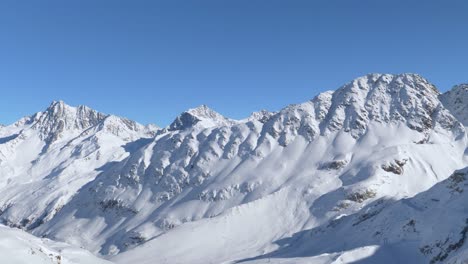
[
  {"x1": 0, "y1": 73, "x2": 467, "y2": 264},
  {"x1": 441, "y1": 83, "x2": 468, "y2": 126}
]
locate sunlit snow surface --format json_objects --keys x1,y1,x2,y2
[{"x1": 0, "y1": 225, "x2": 111, "y2": 264}]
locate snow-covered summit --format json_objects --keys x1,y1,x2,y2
[
  {"x1": 441, "y1": 84, "x2": 468, "y2": 126},
  {"x1": 30, "y1": 101, "x2": 107, "y2": 143},
  {"x1": 257, "y1": 73, "x2": 462, "y2": 147},
  {"x1": 0, "y1": 100, "x2": 158, "y2": 243},
  {"x1": 14, "y1": 100, "x2": 158, "y2": 144},
  {"x1": 169, "y1": 105, "x2": 234, "y2": 130},
  {"x1": 316, "y1": 73, "x2": 457, "y2": 136}
]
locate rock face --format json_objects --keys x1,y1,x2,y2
[
  {"x1": 0, "y1": 73, "x2": 467, "y2": 264},
  {"x1": 441, "y1": 84, "x2": 468, "y2": 126},
  {"x1": 381, "y1": 159, "x2": 408, "y2": 175},
  {"x1": 30, "y1": 101, "x2": 107, "y2": 151},
  {"x1": 33, "y1": 101, "x2": 107, "y2": 136},
  {"x1": 326, "y1": 74, "x2": 463, "y2": 136}
]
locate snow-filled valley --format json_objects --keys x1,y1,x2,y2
[{"x1": 0, "y1": 73, "x2": 467, "y2": 263}]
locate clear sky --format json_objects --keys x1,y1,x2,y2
[{"x1": 1, "y1": 0, "x2": 467, "y2": 126}]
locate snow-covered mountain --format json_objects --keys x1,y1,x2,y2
[
  {"x1": 0, "y1": 73, "x2": 467, "y2": 263},
  {"x1": 0, "y1": 101, "x2": 156, "y2": 232},
  {"x1": 441, "y1": 84, "x2": 468, "y2": 126}
]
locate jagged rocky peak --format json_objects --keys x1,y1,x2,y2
[
  {"x1": 27, "y1": 100, "x2": 110, "y2": 146},
  {"x1": 32, "y1": 100, "x2": 107, "y2": 135},
  {"x1": 317, "y1": 73, "x2": 460, "y2": 136},
  {"x1": 169, "y1": 105, "x2": 233, "y2": 131},
  {"x1": 440, "y1": 84, "x2": 468, "y2": 126},
  {"x1": 260, "y1": 73, "x2": 460, "y2": 145},
  {"x1": 336, "y1": 73, "x2": 440, "y2": 103}
]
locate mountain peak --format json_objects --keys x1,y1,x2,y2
[
  {"x1": 440, "y1": 84, "x2": 468, "y2": 126},
  {"x1": 45, "y1": 100, "x2": 96, "y2": 118},
  {"x1": 186, "y1": 105, "x2": 221, "y2": 119},
  {"x1": 352, "y1": 73, "x2": 439, "y2": 95},
  {"x1": 46, "y1": 100, "x2": 73, "y2": 113},
  {"x1": 48, "y1": 99, "x2": 66, "y2": 107},
  {"x1": 310, "y1": 73, "x2": 458, "y2": 137},
  {"x1": 31, "y1": 101, "x2": 107, "y2": 143},
  {"x1": 169, "y1": 105, "x2": 233, "y2": 131}
]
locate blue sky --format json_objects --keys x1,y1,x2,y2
[{"x1": 1, "y1": 0, "x2": 467, "y2": 126}]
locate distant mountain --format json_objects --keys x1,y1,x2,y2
[
  {"x1": 0, "y1": 73, "x2": 467, "y2": 264},
  {"x1": 169, "y1": 104, "x2": 236, "y2": 131}
]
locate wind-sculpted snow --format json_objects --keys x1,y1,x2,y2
[{"x1": 0, "y1": 73, "x2": 467, "y2": 263}]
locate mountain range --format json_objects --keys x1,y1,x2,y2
[{"x1": 0, "y1": 73, "x2": 467, "y2": 264}]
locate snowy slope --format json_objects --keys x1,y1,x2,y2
[
  {"x1": 0, "y1": 225, "x2": 111, "y2": 264},
  {"x1": 229, "y1": 167, "x2": 468, "y2": 264},
  {"x1": 0, "y1": 73, "x2": 467, "y2": 264}
]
